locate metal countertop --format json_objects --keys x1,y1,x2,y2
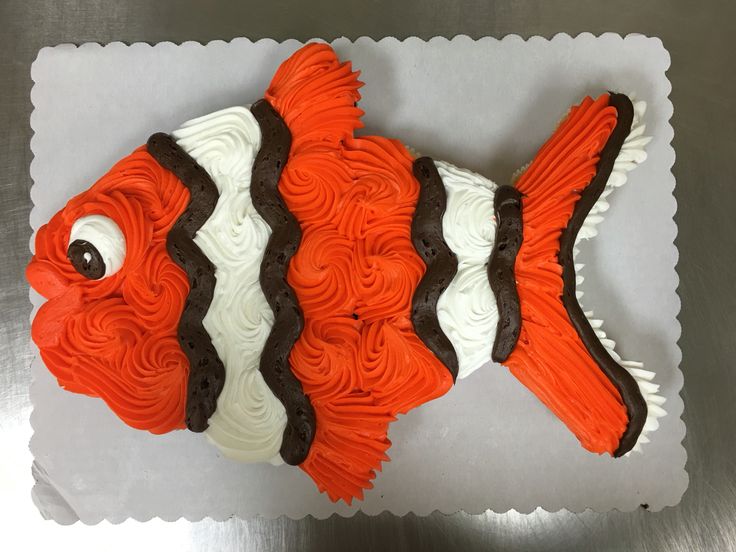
[{"x1": 1, "y1": 1, "x2": 734, "y2": 550}]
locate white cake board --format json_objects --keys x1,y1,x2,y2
[{"x1": 29, "y1": 34, "x2": 685, "y2": 521}]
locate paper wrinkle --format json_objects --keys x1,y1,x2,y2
[
  {"x1": 28, "y1": 34, "x2": 685, "y2": 522},
  {"x1": 31, "y1": 461, "x2": 79, "y2": 524}
]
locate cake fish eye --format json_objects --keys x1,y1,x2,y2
[{"x1": 66, "y1": 214, "x2": 126, "y2": 279}]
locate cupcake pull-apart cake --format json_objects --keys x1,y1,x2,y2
[{"x1": 27, "y1": 43, "x2": 665, "y2": 503}]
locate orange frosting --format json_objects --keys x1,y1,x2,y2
[
  {"x1": 505, "y1": 94, "x2": 629, "y2": 454},
  {"x1": 267, "y1": 43, "x2": 453, "y2": 503},
  {"x1": 27, "y1": 147, "x2": 191, "y2": 434}
]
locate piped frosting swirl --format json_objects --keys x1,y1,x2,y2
[
  {"x1": 171, "y1": 106, "x2": 291, "y2": 463},
  {"x1": 28, "y1": 146, "x2": 192, "y2": 434},
  {"x1": 265, "y1": 43, "x2": 453, "y2": 503},
  {"x1": 434, "y1": 160, "x2": 499, "y2": 379}
]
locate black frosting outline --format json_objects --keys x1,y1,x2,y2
[
  {"x1": 488, "y1": 185, "x2": 523, "y2": 362},
  {"x1": 557, "y1": 92, "x2": 647, "y2": 456},
  {"x1": 250, "y1": 99, "x2": 316, "y2": 466},
  {"x1": 147, "y1": 132, "x2": 225, "y2": 433},
  {"x1": 410, "y1": 157, "x2": 460, "y2": 381}
]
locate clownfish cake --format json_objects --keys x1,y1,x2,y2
[{"x1": 27, "y1": 43, "x2": 666, "y2": 503}]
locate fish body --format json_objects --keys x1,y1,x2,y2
[{"x1": 27, "y1": 44, "x2": 665, "y2": 503}]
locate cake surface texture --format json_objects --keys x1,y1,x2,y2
[{"x1": 27, "y1": 43, "x2": 665, "y2": 503}]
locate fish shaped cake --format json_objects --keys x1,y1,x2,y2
[{"x1": 27, "y1": 43, "x2": 665, "y2": 503}]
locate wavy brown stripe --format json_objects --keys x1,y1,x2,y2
[
  {"x1": 250, "y1": 99, "x2": 316, "y2": 466},
  {"x1": 557, "y1": 92, "x2": 647, "y2": 456},
  {"x1": 147, "y1": 132, "x2": 225, "y2": 433},
  {"x1": 410, "y1": 157, "x2": 460, "y2": 381},
  {"x1": 488, "y1": 185, "x2": 523, "y2": 362}
]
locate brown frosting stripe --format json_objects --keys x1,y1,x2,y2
[
  {"x1": 250, "y1": 99, "x2": 316, "y2": 465},
  {"x1": 557, "y1": 92, "x2": 647, "y2": 456},
  {"x1": 67, "y1": 239, "x2": 106, "y2": 280},
  {"x1": 147, "y1": 132, "x2": 225, "y2": 433},
  {"x1": 411, "y1": 157, "x2": 460, "y2": 381},
  {"x1": 488, "y1": 185, "x2": 523, "y2": 362}
]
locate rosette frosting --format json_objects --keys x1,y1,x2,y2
[
  {"x1": 266, "y1": 43, "x2": 453, "y2": 502},
  {"x1": 28, "y1": 147, "x2": 191, "y2": 434}
]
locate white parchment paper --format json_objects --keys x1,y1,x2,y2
[{"x1": 28, "y1": 34, "x2": 685, "y2": 522}]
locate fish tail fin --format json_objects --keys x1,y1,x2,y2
[{"x1": 505, "y1": 92, "x2": 663, "y2": 456}]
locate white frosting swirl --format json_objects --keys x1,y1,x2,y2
[
  {"x1": 172, "y1": 106, "x2": 287, "y2": 464},
  {"x1": 68, "y1": 214, "x2": 126, "y2": 277},
  {"x1": 433, "y1": 160, "x2": 499, "y2": 379}
]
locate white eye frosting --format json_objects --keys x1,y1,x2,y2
[{"x1": 67, "y1": 215, "x2": 126, "y2": 279}]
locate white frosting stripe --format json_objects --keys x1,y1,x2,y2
[
  {"x1": 172, "y1": 106, "x2": 287, "y2": 464},
  {"x1": 433, "y1": 160, "x2": 499, "y2": 379}
]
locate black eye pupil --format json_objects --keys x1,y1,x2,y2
[{"x1": 67, "y1": 239, "x2": 106, "y2": 280}]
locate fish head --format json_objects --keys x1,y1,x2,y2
[{"x1": 26, "y1": 145, "x2": 191, "y2": 434}]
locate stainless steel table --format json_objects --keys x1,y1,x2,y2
[{"x1": 1, "y1": 1, "x2": 733, "y2": 550}]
